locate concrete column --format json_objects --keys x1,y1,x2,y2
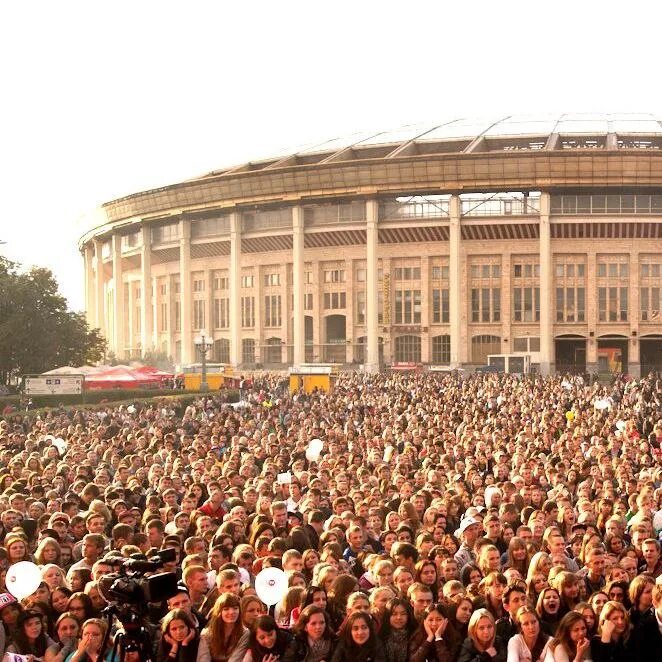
[
  {"x1": 112, "y1": 235, "x2": 125, "y2": 359},
  {"x1": 84, "y1": 245, "x2": 94, "y2": 327},
  {"x1": 179, "y1": 219, "x2": 193, "y2": 364},
  {"x1": 229, "y1": 212, "x2": 242, "y2": 366},
  {"x1": 629, "y1": 252, "x2": 640, "y2": 377},
  {"x1": 206, "y1": 269, "x2": 214, "y2": 357},
  {"x1": 421, "y1": 256, "x2": 430, "y2": 363},
  {"x1": 94, "y1": 240, "x2": 105, "y2": 336},
  {"x1": 539, "y1": 193, "x2": 553, "y2": 375},
  {"x1": 501, "y1": 252, "x2": 512, "y2": 357},
  {"x1": 586, "y1": 252, "x2": 598, "y2": 373},
  {"x1": 127, "y1": 281, "x2": 136, "y2": 358},
  {"x1": 345, "y1": 259, "x2": 354, "y2": 364},
  {"x1": 254, "y1": 265, "x2": 263, "y2": 362},
  {"x1": 292, "y1": 207, "x2": 305, "y2": 366},
  {"x1": 140, "y1": 226, "x2": 152, "y2": 357},
  {"x1": 365, "y1": 199, "x2": 379, "y2": 372},
  {"x1": 449, "y1": 195, "x2": 462, "y2": 367},
  {"x1": 312, "y1": 261, "x2": 321, "y2": 362},
  {"x1": 152, "y1": 276, "x2": 159, "y2": 351}
]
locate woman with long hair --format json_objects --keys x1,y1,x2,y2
[
  {"x1": 627, "y1": 573, "x2": 654, "y2": 626},
  {"x1": 331, "y1": 612, "x2": 384, "y2": 662},
  {"x1": 241, "y1": 596, "x2": 267, "y2": 631},
  {"x1": 198, "y1": 593, "x2": 249, "y2": 662},
  {"x1": 444, "y1": 596, "x2": 473, "y2": 658},
  {"x1": 414, "y1": 561, "x2": 439, "y2": 602},
  {"x1": 157, "y1": 608, "x2": 200, "y2": 662},
  {"x1": 327, "y1": 574, "x2": 360, "y2": 632},
  {"x1": 457, "y1": 608, "x2": 506, "y2": 662},
  {"x1": 507, "y1": 606, "x2": 551, "y2": 662},
  {"x1": 35, "y1": 538, "x2": 63, "y2": 567},
  {"x1": 590, "y1": 601, "x2": 632, "y2": 662},
  {"x1": 282, "y1": 605, "x2": 336, "y2": 662},
  {"x1": 44, "y1": 611, "x2": 80, "y2": 662},
  {"x1": 6, "y1": 610, "x2": 56, "y2": 660},
  {"x1": 526, "y1": 553, "x2": 552, "y2": 584},
  {"x1": 66, "y1": 594, "x2": 96, "y2": 624},
  {"x1": 407, "y1": 603, "x2": 452, "y2": 662},
  {"x1": 505, "y1": 538, "x2": 532, "y2": 578},
  {"x1": 243, "y1": 615, "x2": 292, "y2": 662},
  {"x1": 477, "y1": 546, "x2": 502, "y2": 579},
  {"x1": 527, "y1": 573, "x2": 548, "y2": 608},
  {"x1": 573, "y1": 604, "x2": 596, "y2": 638},
  {"x1": 378, "y1": 598, "x2": 416, "y2": 662},
  {"x1": 553, "y1": 573, "x2": 580, "y2": 616},
  {"x1": 290, "y1": 586, "x2": 327, "y2": 626},
  {"x1": 50, "y1": 587, "x2": 73, "y2": 616},
  {"x1": 545, "y1": 612, "x2": 591, "y2": 662},
  {"x1": 475, "y1": 573, "x2": 507, "y2": 621}
]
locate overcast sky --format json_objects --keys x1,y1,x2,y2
[{"x1": 2, "y1": 1, "x2": 662, "y2": 312}]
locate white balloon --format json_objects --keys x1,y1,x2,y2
[
  {"x1": 52, "y1": 438, "x2": 67, "y2": 455},
  {"x1": 616, "y1": 420, "x2": 626, "y2": 431},
  {"x1": 305, "y1": 438, "x2": 323, "y2": 462},
  {"x1": 254, "y1": 567, "x2": 288, "y2": 606},
  {"x1": 594, "y1": 399, "x2": 611, "y2": 411},
  {"x1": 6, "y1": 562, "x2": 42, "y2": 600}
]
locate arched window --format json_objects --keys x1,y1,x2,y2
[
  {"x1": 471, "y1": 335, "x2": 501, "y2": 364},
  {"x1": 264, "y1": 337, "x2": 283, "y2": 364},
  {"x1": 394, "y1": 335, "x2": 421, "y2": 363},
  {"x1": 213, "y1": 339, "x2": 230, "y2": 363},
  {"x1": 242, "y1": 339, "x2": 255, "y2": 364},
  {"x1": 431, "y1": 335, "x2": 451, "y2": 364}
]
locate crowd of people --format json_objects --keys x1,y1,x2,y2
[{"x1": 0, "y1": 370, "x2": 660, "y2": 662}]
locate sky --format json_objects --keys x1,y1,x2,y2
[{"x1": 2, "y1": 1, "x2": 662, "y2": 312}]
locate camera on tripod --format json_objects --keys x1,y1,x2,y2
[
  {"x1": 98, "y1": 548, "x2": 179, "y2": 662},
  {"x1": 99, "y1": 547, "x2": 179, "y2": 608}
]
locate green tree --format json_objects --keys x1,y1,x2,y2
[{"x1": 0, "y1": 257, "x2": 106, "y2": 385}]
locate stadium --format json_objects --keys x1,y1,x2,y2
[{"x1": 78, "y1": 114, "x2": 662, "y2": 376}]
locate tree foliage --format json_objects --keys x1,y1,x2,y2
[{"x1": 0, "y1": 257, "x2": 106, "y2": 385}]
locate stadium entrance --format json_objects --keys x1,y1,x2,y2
[{"x1": 555, "y1": 334, "x2": 586, "y2": 373}]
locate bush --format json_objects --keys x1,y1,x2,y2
[{"x1": 0, "y1": 388, "x2": 239, "y2": 415}]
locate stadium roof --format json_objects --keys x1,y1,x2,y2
[{"x1": 199, "y1": 113, "x2": 662, "y2": 178}]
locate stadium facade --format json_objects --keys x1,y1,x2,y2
[{"x1": 79, "y1": 114, "x2": 662, "y2": 376}]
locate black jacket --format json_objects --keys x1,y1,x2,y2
[{"x1": 629, "y1": 613, "x2": 662, "y2": 660}]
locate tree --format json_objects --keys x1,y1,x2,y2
[{"x1": 0, "y1": 257, "x2": 106, "y2": 385}]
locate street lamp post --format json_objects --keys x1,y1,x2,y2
[{"x1": 194, "y1": 330, "x2": 213, "y2": 392}]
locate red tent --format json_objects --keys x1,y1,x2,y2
[{"x1": 83, "y1": 365, "x2": 173, "y2": 390}]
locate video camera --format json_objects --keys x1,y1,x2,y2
[{"x1": 99, "y1": 547, "x2": 179, "y2": 608}]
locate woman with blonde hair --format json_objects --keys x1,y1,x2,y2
[
  {"x1": 507, "y1": 606, "x2": 551, "y2": 662},
  {"x1": 590, "y1": 601, "x2": 632, "y2": 662},
  {"x1": 35, "y1": 537, "x2": 62, "y2": 566},
  {"x1": 457, "y1": 608, "x2": 506, "y2": 662},
  {"x1": 527, "y1": 553, "x2": 553, "y2": 583}
]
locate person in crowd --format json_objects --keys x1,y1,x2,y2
[
  {"x1": 282, "y1": 605, "x2": 336, "y2": 662},
  {"x1": 242, "y1": 615, "x2": 292, "y2": 662},
  {"x1": 407, "y1": 603, "x2": 452, "y2": 662},
  {"x1": 0, "y1": 372, "x2": 659, "y2": 662},
  {"x1": 64, "y1": 618, "x2": 114, "y2": 662},
  {"x1": 331, "y1": 611, "x2": 384, "y2": 662},
  {"x1": 506, "y1": 606, "x2": 551, "y2": 662},
  {"x1": 157, "y1": 608, "x2": 200, "y2": 662},
  {"x1": 590, "y1": 601, "x2": 632, "y2": 662},
  {"x1": 457, "y1": 608, "x2": 506, "y2": 662},
  {"x1": 378, "y1": 598, "x2": 417, "y2": 662},
  {"x1": 544, "y1": 612, "x2": 591, "y2": 662}
]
